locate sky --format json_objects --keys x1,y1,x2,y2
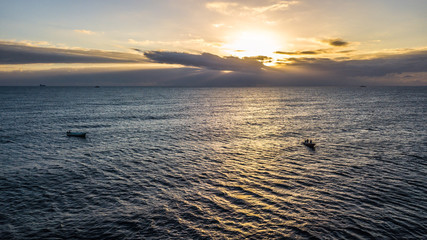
[{"x1": 0, "y1": 0, "x2": 426, "y2": 86}]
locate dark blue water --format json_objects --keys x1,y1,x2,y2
[{"x1": 1, "y1": 87, "x2": 426, "y2": 239}]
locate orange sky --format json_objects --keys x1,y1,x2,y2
[{"x1": 0, "y1": 0, "x2": 426, "y2": 86}]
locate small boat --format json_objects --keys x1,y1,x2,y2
[
  {"x1": 40, "y1": 84, "x2": 46, "y2": 87},
  {"x1": 303, "y1": 142, "x2": 315, "y2": 148},
  {"x1": 303, "y1": 140, "x2": 315, "y2": 148},
  {"x1": 67, "y1": 131, "x2": 86, "y2": 138}
]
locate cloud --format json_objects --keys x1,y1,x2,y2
[
  {"x1": 243, "y1": 55, "x2": 273, "y2": 62},
  {"x1": 322, "y1": 38, "x2": 350, "y2": 47},
  {"x1": 275, "y1": 49, "x2": 330, "y2": 55},
  {"x1": 0, "y1": 41, "x2": 146, "y2": 64},
  {"x1": 1, "y1": 43, "x2": 426, "y2": 86},
  {"x1": 250, "y1": 0, "x2": 298, "y2": 13},
  {"x1": 206, "y1": 0, "x2": 298, "y2": 16},
  {"x1": 359, "y1": 72, "x2": 427, "y2": 86},
  {"x1": 275, "y1": 48, "x2": 357, "y2": 55},
  {"x1": 74, "y1": 29, "x2": 96, "y2": 35},
  {"x1": 128, "y1": 38, "x2": 220, "y2": 53},
  {"x1": 206, "y1": 2, "x2": 239, "y2": 15},
  {"x1": 0, "y1": 66, "x2": 276, "y2": 87},
  {"x1": 142, "y1": 50, "x2": 265, "y2": 72},
  {"x1": 284, "y1": 49, "x2": 427, "y2": 78}
]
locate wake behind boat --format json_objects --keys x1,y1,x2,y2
[{"x1": 67, "y1": 131, "x2": 86, "y2": 138}]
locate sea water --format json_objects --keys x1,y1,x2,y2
[{"x1": 1, "y1": 86, "x2": 426, "y2": 239}]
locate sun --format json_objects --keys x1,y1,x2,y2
[{"x1": 223, "y1": 31, "x2": 283, "y2": 59}]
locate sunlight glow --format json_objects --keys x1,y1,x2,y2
[{"x1": 223, "y1": 31, "x2": 283, "y2": 59}]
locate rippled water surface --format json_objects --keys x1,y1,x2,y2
[{"x1": 1, "y1": 87, "x2": 426, "y2": 239}]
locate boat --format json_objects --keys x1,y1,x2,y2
[
  {"x1": 303, "y1": 142, "x2": 315, "y2": 148},
  {"x1": 303, "y1": 140, "x2": 315, "y2": 148},
  {"x1": 67, "y1": 131, "x2": 86, "y2": 138},
  {"x1": 40, "y1": 84, "x2": 46, "y2": 87}
]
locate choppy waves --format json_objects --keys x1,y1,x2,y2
[{"x1": 1, "y1": 87, "x2": 426, "y2": 239}]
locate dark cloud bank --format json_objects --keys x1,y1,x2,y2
[
  {"x1": 0, "y1": 42, "x2": 426, "y2": 86},
  {"x1": 143, "y1": 51, "x2": 265, "y2": 72},
  {"x1": 0, "y1": 41, "x2": 145, "y2": 64},
  {"x1": 140, "y1": 49, "x2": 427, "y2": 86}
]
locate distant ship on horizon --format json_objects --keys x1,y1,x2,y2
[{"x1": 39, "y1": 84, "x2": 46, "y2": 87}]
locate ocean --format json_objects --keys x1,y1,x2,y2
[{"x1": 1, "y1": 86, "x2": 426, "y2": 239}]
